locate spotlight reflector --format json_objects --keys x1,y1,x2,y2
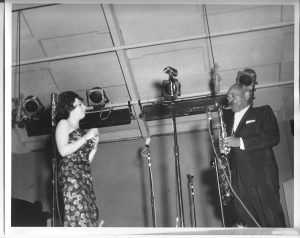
[
  {"x1": 23, "y1": 95, "x2": 44, "y2": 118},
  {"x1": 236, "y1": 68, "x2": 257, "y2": 87},
  {"x1": 86, "y1": 87, "x2": 109, "y2": 108}
]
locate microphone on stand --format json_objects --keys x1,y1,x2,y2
[
  {"x1": 50, "y1": 92, "x2": 59, "y2": 226},
  {"x1": 145, "y1": 137, "x2": 151, "y2": 158},
  {"x1": 144, "y1": 136, "x2": 157, "y2": 227},
  {"x1": 207, "y1": 110, "x2": 212, "y2": 122}
]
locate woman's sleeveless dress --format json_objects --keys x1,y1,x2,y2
[{"x1": 58, "y1": 128, "x2": 99, "y2": 227}]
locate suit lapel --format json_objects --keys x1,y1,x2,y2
[{"x1": 234, "y1": 106, "x2": 253, "y2": 136}]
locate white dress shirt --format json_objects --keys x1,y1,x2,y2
[{"x1": 233, "y1": 105, "x2": 250, "y2": 150}]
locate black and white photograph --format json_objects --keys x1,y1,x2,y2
[{"x1": 0, "y1": 0, "x2": 299, "y2": 237}]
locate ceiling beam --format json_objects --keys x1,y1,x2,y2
[
  {"x1": 12, "y1": 21, "x2": 294, "y2": 67},
  {"x1": 102, "y1": 4, "x2": 150, "y2": 138},
  {"x1": 12, "y1": 4, "x2": 58, "y2": 12}
]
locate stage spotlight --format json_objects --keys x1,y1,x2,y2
[
  {"x1": 236, "y1": 68, "x2": 257, "y2": 87},
  {"x1": 236, "y1": 68, "x2": 258, "y2": 104},
  {"x1": 86, "y1": 87, "x2": 109, "y2": 108},
  {"x1": 23, "y1": 95, "x2": 44, "y2": 119},
  {"x1": 162, "y1": 66, "x2": 181, "y2": 101}
]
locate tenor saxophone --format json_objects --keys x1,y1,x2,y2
[{"x1": 207, "y1": 106, "x2": 233, "y2": 206}]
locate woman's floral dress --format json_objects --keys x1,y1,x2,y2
[{"x1": 58, "y1": 128, "x2": 99, "y2": 227}]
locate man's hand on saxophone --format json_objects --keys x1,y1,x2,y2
[{"x1": 224, "y1": 136, "x2": 240, "y2": 147}]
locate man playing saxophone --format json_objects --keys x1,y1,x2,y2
[{"x1": 222, "y1": 82, "x2": 286, "y2": 227}]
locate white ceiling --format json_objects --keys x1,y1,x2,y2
[{"x1": 10, "y1": 3, "x2": 295, "y2": 152}]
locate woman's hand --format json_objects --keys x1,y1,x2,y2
[
  {"x1": 91, "y1": 135, "x2": 99, "y2": 150},
  {"x1": 84, "y1": 128, "x2": 99, "y2": 141},
  {"x1": 91, "y1": 135, "x2": 99, "y2": 144},
  {"x1": 88, "y1": 132, "x2": 99, "y2": 163}
]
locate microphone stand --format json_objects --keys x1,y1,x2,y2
[
  {"x1": 146, "y1": 143, "x2": 157, "y2": 227},
  {"x1": 169, "y1": 78, "x2": 185, "y2": 227},
  {"x1": 50, "y1": 93, "x2": 58, "y2": 226}
]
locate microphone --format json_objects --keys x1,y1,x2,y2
[
  {"x1": 145, "y1": 137, "x2": 151, "y2": 148},
  {"x1": 163, "y1": 66, "x2": 178, "y2": 78},
  {"x1": 207, "y1": 111, "x2": 212, "y2": 121},
  {"x1": 187, "y1": 173, "x2": 194, "y2": 180},
  {"x1": 51, "y1": 93, "x2": 57, "y2": 127}
]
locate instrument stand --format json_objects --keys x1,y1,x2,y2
[
  {"x1": 146, "y1": 146, "x2": 157, "y2": 227},
  {"x1": 169, "y1": 80, "x2": 185, "y2": 227}
]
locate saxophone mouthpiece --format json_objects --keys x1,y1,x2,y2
[{"x1": 219, "y1": 104, "x2": 231, "y2": 110}]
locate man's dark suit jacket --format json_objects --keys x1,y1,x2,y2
[{"x1": 223, "y1": 105, "x2": 280, "y2": 188}]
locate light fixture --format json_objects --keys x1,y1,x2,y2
[
  {"x1": 23, "y1": 95, "x2": 44, "y2": 119},
  {"x1": 236, "y1": 68, "x2": 257, "y2": 87},
  {"x1": 86, "y1": 87, "x2": 109, "y2": 108},
  {"x1": 161, "y1": 66, "x2": 181, "y2": 101},
  {"x1": 236, "y1": 68, "x2": 258, "y2": 104}
]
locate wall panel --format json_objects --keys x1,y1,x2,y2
[{"x1": 11, "y1": 120, "x2": 293, "y2": 227}]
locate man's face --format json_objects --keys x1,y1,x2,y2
[{"x1": 227, "y1": 86, "x2": 248, "y2": 113}]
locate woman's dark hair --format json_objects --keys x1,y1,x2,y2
[{"x1": 56, "y1": 91, "x2": 83, "y2": 120}]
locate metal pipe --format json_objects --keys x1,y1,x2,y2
[
  {"x1": 12, "y1": 4, "x2": 58, "y2": 12},
  {"x1": 146, "y1": 145, "x2": 157, "y2": 227},
  {"x1": 50, "y1": 93, "x2": 58, "y2": 226},
  {"x1": 12, "y1": 21, "x2": 293, "y2": 67}
]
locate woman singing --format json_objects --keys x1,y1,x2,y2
[{"x1": 56, "y1": 91, "x2": 99, "y2": 227}]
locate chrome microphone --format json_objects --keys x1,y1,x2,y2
[
  {"x1": 51, "y1": 93, "x2": 57, "y2": 127},
  {"x1": 207, "y1": 110, "x2": 212, "y2": 121}
]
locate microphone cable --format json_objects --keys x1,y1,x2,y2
[
  {"x1": 223, "y1": 172, "x2": 261, "y2": 228},
  {"x1": 99, "y1": 102, "x2": 112, "y2": 120}
]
